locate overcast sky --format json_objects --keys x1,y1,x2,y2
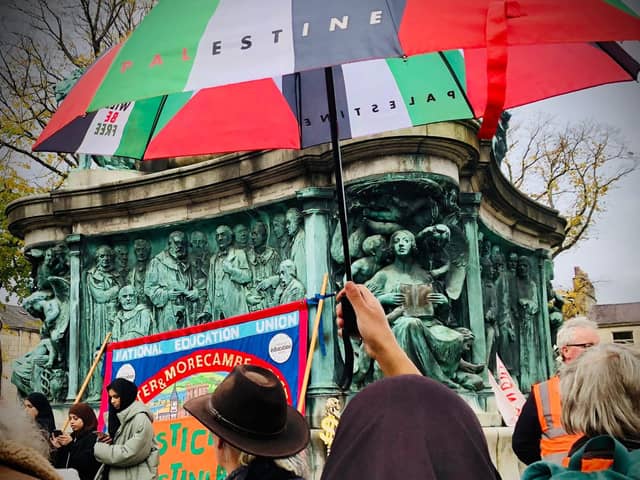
[{"x1": 511, "y1": 81, "x2": 640, "y2": 305}]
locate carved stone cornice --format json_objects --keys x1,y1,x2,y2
[
  {"x1": 467, "y1": 142, "x2": 566, "y2": 249},
  {"x1": 8, "y1": 122, "x2": 481, "y2": 248}
]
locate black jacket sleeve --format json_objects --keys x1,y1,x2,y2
[
  {"x1": 512, "y1": 392, "x2": 542, "y2": 465},
  {"x1": 54, "y1": 432, "x2": 102, "y2": 480}
]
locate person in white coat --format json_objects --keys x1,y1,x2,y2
[{"x1": 94, "y1": 378, "x2": 158, "y2": 480}]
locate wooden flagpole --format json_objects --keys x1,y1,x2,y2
[
  {"x1": 61, "y1": 331, "x2": 112, "y2": 432},
  {"x1": 297, "y1": 273, "x2": 329, "y2": 413}
]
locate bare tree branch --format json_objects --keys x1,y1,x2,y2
[
  {"x1": 0, "y1": 0, "x2": 154, "y2": 186},
  {"x1": 502, "y1": 115, "x2": 638, "y2": 258}
]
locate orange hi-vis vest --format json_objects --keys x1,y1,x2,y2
[{"x1": 532, "y1": 375, "x2": 582, "y2": 465}]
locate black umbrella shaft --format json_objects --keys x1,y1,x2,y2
[
  {"x1": 143, "y1": 94, "x2": 168, "y2": 158},
  {"x1": 324, "y1": 67, "x2": 352, "y2": 281}
]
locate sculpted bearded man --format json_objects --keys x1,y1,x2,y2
[
  {"x1": 246, "y1": 221, "x2": 281, "y2": 310},
  {"x1": 112, "y1": 285, "x2": 153, "y2": 341},
  {"x1": 145, "y1": 231, "x2": 200, "y2": 331},
  {"x1": 208, "y1": 225, "x2": 252, "y2": 320}
]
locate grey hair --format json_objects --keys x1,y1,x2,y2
[
  {"x1": 239, "y1": 448, "x2": 310, "y2": 478},
  {"x1": 216, "y1": 224, "x2": 233, "y2": 236},
  {"x1": 279, "y1": 259, "x2": 297, "y2": 277},
  {"x1": 560, "y1": 343, "x2": 640, "y2": 439},
  {"x1": 0, "y1": 400, "x2": 51, "y2": 458},
  {"x1": 556, "y1": 316, "x2": 598, "y2": 348}
]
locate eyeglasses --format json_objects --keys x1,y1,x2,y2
[{"x1": 564, "y1": 343, "x2": 596, "y2": 349}]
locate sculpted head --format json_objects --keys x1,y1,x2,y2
[
  {"x1": 390, "y1": 230, "x2": 416, "y2": 259},
  {"x1": 114, "y1": 245, "x2": 129, "y2": 269},
  {"x1": 516, "y1": 256, "x2": 531, "y2": 279},
  {"x1": 95, "y1": 245, "x2": 115, "y2": 271},
  {"x1": 279, "y1": 259, "x2": 297, "y2": 286},
  {"x1": 285, "y1": 208, "x2": 303, "y2": 236},
  {"x1": 44, "y1": 247, "x2": 55, "y2": 267},
  {"x1": 233, "y1": 224, "x2": 249, "y2": 248},
  {"x1": 362, "y1": 235, "x2": 386, "y2": 259},
  {"x1": 480, "y1": 256, "x2": 493, "y2": 281},
  {"x1": 133, "y1": 239, "x2": 152, "y2": 262},
  {"x1": 271, "y1": 213, "x2": 286, "y2": 240},
  {"x1": 215, "y1": 225, "x2": 233, "y2": 250},
  {"x1": 251, "y1": 222, "x2": 268, "y2": 249},
  {"x1": 168, "y1": 231, "x2": 188, "y2": 260},
  {"x1": 190, "y1": 231, "x2": 209, "y2": 257},
  {"x1": 490, "y1": 250, "x2": 505, "y2": 280},
  {"x1": 118, "y1": 285, "x2": 137, "y2": 311}
]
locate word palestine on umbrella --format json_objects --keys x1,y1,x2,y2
[{"x1": 119, "y1": 10, "x2": 390, "y2": 72}]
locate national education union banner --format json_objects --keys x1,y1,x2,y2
[{"x1": 98, "y1": 300, "x2": 309, "y2": 480}]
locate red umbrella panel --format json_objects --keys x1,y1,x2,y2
[
  {"x1": 80, "y1": 0, "x2": 640, "y2": 110},
  {"x1": 34, "y1": 42, "x2": 639, "y2": 160},
  {"x1": 68, "y1": 0, "x2": 640, "y2": 136}
]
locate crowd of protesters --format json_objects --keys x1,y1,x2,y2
[{"x1": 1, "y1": 281, "x2": 637, "y2": 480}]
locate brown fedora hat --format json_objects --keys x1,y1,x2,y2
[{"x1": 183, "y1": 364, "x2": 309, "y2": 458}]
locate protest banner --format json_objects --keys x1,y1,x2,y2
[
  {"x1": 495, "y1": 354, "x2": 526, "y2": 413},
  {"x1": 98, "y1": 300, "x2": 308, "y2": 480},
  {"x1": 488, "y1": 353, "x2": 526, "y2": 427}
]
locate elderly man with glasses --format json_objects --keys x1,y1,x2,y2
[{"x1": 512, "y1": 316, "x2": 600, "y2": 465}]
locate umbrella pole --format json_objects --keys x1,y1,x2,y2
[
  {"x1": 324, "y1": 67, "x2": 355, "y2": 390},
  {"x1": 141, "y1": 95, "x2": 168, "y2": 157},
  {"x1": 323, "y1": 67, "x2": 352, "y2": 280}
]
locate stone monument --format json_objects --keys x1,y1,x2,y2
[{"x1": 7, "y1": 121, "x2": 566, "y2": 477}]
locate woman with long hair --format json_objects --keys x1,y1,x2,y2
[
  {"x1": 24, "y1": 392, "x2": 56, "y2": 439},
  {"x1": 51, "y1": 403, "x2": 102, "y2": 480}
]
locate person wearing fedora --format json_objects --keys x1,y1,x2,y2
[{"x1": 184, "y1": 364, "x2": 310, "y2": 480}]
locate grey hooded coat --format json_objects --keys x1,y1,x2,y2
[{"x1": 94, "y1": 401, "x2": 159, "y2": 480}]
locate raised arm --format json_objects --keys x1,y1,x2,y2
[{"x1": 336, "y1": 282, "x2": 419, "y2": 377}]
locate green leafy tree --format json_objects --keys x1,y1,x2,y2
[
  {"x1": 0, "y1": 153, "x2": 46, "y2": 301},
  {"x1": 502, "y1": 115, "x2": 637, "y2": 258}
]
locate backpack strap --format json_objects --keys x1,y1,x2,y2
[{"x1": 567, "y1": 435, "x2": 632, "y2": 473}]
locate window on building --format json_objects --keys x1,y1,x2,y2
[{"x1": 612, "y1": 331, "x2": 634, "y2": 345}]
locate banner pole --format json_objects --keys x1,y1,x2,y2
[
  {"x1": 297, "y1": 273, "x2": 329, "y2": 413},
  {"x1": 61, "y1": 331, "x2": 112, "y2": 432}
]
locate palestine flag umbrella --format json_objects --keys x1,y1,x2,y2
[{"x1": 33, "y1": 0, "x2": 640, "y2": 388}]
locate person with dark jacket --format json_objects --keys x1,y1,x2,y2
[
  {"x1": 24, "y1": 392, "x2": 57, "y2": 443},
  {"x1": 51, "y1": 402, "x2": 102, "y2": 480},
  {"x1": 512, "y1": 317, "x2": 600, "y2": 465},
  {"x1": 184, "y1": 365, "x2": 310, "y2": 480}
]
